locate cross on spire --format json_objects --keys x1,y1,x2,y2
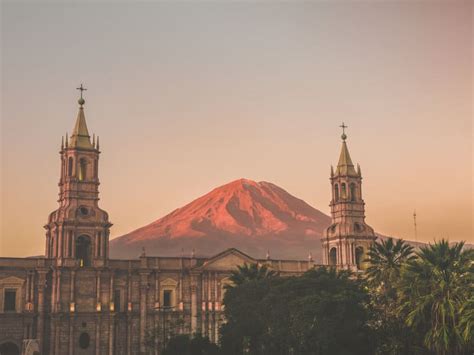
[
  {"x1": 76, "y1": 84, "x2": 87, "y2": 107},
  {"x1": 76, "y1": 84, "x2": 87, "y2": 99},
  {"x1": 340, "y1": 122, "x2": 348, "y2": 141}
]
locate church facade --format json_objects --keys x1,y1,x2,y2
[{"x1": 0, "y1": 92, "x2": 375, "y2": 355}]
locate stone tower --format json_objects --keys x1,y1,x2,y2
[
  {"x1": 45, "y1": 87, "x2": 111, "y2": 267},
  {"x1": 322, "y1": 124, "x2": 376, "y2": 270}
]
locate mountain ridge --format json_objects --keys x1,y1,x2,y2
[{"x1": 110, "y1": 178, "x2": 331, "y2": 260}]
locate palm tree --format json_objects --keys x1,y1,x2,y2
[
  {"x1": 227, "y1": 263, "x2": 278, "y2": 287},
  {"x1": 365, "y1": 237, "x2": 415, "y2": 297},
  {"x1": 398, "y1": 239, "x2": 473, "y2": 355}
]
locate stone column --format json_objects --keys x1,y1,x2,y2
[
  {"x1": 95, "y1": 315, "x2": 101, "y2": 355},
  {"x1": 191, "y1": 282, "x2": 197, "y2": 334},
  {"x1": 109, "y1": 314, "x2": 115, "y2": 355},
  {"x1": 69, "y1": 315, "x2": 74, "y2": 355},
  {"x1": 36, "y1": 268, "x2": 48, "y2": 353},
  {"x1": 139, "y1": 271, "x2": 149, "y2": 354}
]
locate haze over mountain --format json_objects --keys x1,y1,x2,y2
[{"x1": 110, "y1": 179, "x2": 331, "y2": 260}]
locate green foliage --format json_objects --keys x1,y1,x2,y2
[
  {"x1": 163, "y1": 334, "x2": 219, "y2": 355},
  {"x1": 365, "y1": 238, "x2": 415, "y2": 298},
  {"x1": 397, "y1": 240, "x2": 473, "y2": 355},
  {"x1": 227, "y1": 263, "x2": 278, "y2": 287},
  {"x1": 221, "y1": 266, "x2": 373, "y2": 355},
  {"x1": 365, "y1": 238, "x2": 420, "y2": 354}
]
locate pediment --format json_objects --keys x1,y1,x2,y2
[
  {"x1": 0, "y1": 276, "x2": 25, "y2": 285},
  {"x1": 199, "y1": 248, "x2": 257, "y2": 271},
  {"x1": 160, "y1": 278, "x2": 178, "y2": 287}
]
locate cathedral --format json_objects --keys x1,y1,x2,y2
[{"x1": 0, "y1": 90, "x2": 376, "y2": 355}]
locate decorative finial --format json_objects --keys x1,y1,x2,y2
[
  {"x1": 61, "y1": 136, "x2": 64, "y2": 150},
  {"x1": 308, "y1": 252, "x2": 313, "y2": 262},
  {"x1": 96, "y1": 136, "x2": 100, "y2": 150},
  {"x1": 266, "y1": 250, "x2": 270, "y2": 260},
  {"x1": 330, "y1": 165, "x2": 334, "y2": 177},
  {"x1": 76, "y1": 83, "x2": 87, "y2": 107},
  {"x1": 141, "y1": 247, "x2": 146, "y2": 257},
  {"x1": 191, "y1": 248, "x2": 195, "y2": 258},
  {"x1": 340, "y1": 122, "x2": 348, "y2": 141},
  {"x1": 92, "y1": 134, "x2": 96, "y2": 148},
  {"x1": 65, "y1": 132, "x2": 69, "y2": 147}
]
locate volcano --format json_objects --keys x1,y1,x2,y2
[{"x1": 110, "y1": 179, "x2": 332, "y2": 261}]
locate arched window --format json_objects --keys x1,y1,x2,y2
[
  {"x1": 79, "y1": 333, "x2": 90, "y2": 349},
  {"x1": 76, "y1": 235, "x2": 92, "y2": 267},
  {"x1": 350, "y1": 183, "x2": 357, "y2": 201},
  {"x1": 355, "y1": 247, "x2": 364, "y2": 270},
  {"x1": 78, "y1": 158, "x2": 87, "y2": 181},
  {"x1": 68, "y1": 157, "x2": 74, "y2": 176},
  {"x1": 341, "y1": 183, "x2": 347, "y2": 199},
  {"x1": 0, "y1": 342, "x2": 20, "y2": 355},
  {"x1": 329, "y1": 247, "x2": 337, "y2": 266},
  {"x1": 334, "y1": 184, "x2": 339, "y2": 201}
]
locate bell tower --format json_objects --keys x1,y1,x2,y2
[
  {"x1": 322, "y1": 123, "x2": 376, "y2": 270},
  {"x1": 45, "y1": 85, "x2": 112, "y2": 267}
]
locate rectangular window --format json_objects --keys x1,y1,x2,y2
[
  {"x1": 114, "y1": 290, "x2": 121, "y2": 312},
  {"x1": 163, "y1": 290, "x2": 172, "y2": 308},
  {"x1": 4, "y1": 289, "x2": 16, "y2": 312}
]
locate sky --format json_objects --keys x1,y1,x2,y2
[{"x1": 1, "y1": 1, "x2": 472, "y2": 257}]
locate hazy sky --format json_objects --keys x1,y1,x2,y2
[{"x1": 1, "y1": 1, "x2": 472, "y2": 257}]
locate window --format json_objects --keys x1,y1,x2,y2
[
  {"x1": 76, "y1": 235, "x2": 92, "y2": 267},
  {"x1": 79, "y1": 333, "x2": 90, "y2": 349},
  {"x1": 350, "y1": 183, "x2": 357, "y2": 201},
  {"x1": 163, "y1": 290, "x2": 172, "y2": 308},
  {"x1": 341, "y1": 183, "x2": 347, "y2": 199},
  {"x1": 329, "y1": 248, "x2": 337, "y2": 266},
  {"x1": 68, "y1": 157, "x2": 74, "y2": 176},
  {"x1": 4, "y1": 289, "x2": 16, "y2": 312},
  {"x1": 0, "y1": 342, "x2": 20, "y2": 355},
  {"x1": 78, "y1": 158, "x2": 87, "y2": 181},
  {"x1": 334, "y1": 184, "x2": 339, "y2": 201},
  {"x1": 114, "y1": 290, "x2": 121, "y2": 312},
  {"x1": 355, "y1": 247, "x2": 364, "y2": 270}
]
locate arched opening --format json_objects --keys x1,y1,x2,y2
[
  {"x1": 350, "y1": 183, "x2": 357, "y2": 201},
  {"x1": 334, "y1": 184, "x2": 339, "y2": 201},
  {"x1": 355, "y1": 247, "x2": 364, "y2": 270},
  {"x1": 341, "y1": 183, "x2": 347, "y2": 199},
  {"x1": 0, "y1": 342, "x2": 20, "y2": 355},
  {"x1": 78, "y1": 332, "x2": 90, "y2": 349},
  {"x1": 68, "y1": 157, "x2": 74, "y2": 176},
  {"x1": 329, "y1": 247, "x2": 337, "y2": 266},
  {"x1": 76, "y1": 235, "x2": 92, "y2": 267},
  {"x1": 78, "y1": 158, "x2": 87, "y2": 181}
]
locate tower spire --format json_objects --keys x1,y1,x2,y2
[
  {"x1": 69, "y1": 84, "x2": 93, "y2": 149},
  {"x1": 335, "y1": 123, "x2": 357, "y2": 176}
]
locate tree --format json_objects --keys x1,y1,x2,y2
[
  {"x1": 162, "y1": 334, "x2": 219, "y2": 355},
  {"x1": 227, "y1": 263, "x2": 278, "y2": 287},
  {"x1": 365, "y1": 237, "x2": 415, "y2": 297},
  {"x1": 220, "y1": 267, "x2": 374, "y2": 355},
  {"x1": 398, "y1": 240, "x2": 474, "y2": 355},
  {"x1": 365, "y1": 238, "x2": 417, "y2": 354}
]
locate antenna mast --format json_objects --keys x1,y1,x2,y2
[{"x1": 413, "y1": 210, "x2": 418, "y2": 242}]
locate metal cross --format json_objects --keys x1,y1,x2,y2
[
  {"x1": 340, "y1": 122, "x2": 348, "y2": 135},
  {"x1": 76, "y1": 84, "x2": 87, "y2": 99}
]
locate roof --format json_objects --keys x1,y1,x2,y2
[
  {"x1": 335, "y1": 140, "x2": 358, "y2": 176},
  {"x1": 69, "y1": 107, "x2": 93, "y2": 149}
]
